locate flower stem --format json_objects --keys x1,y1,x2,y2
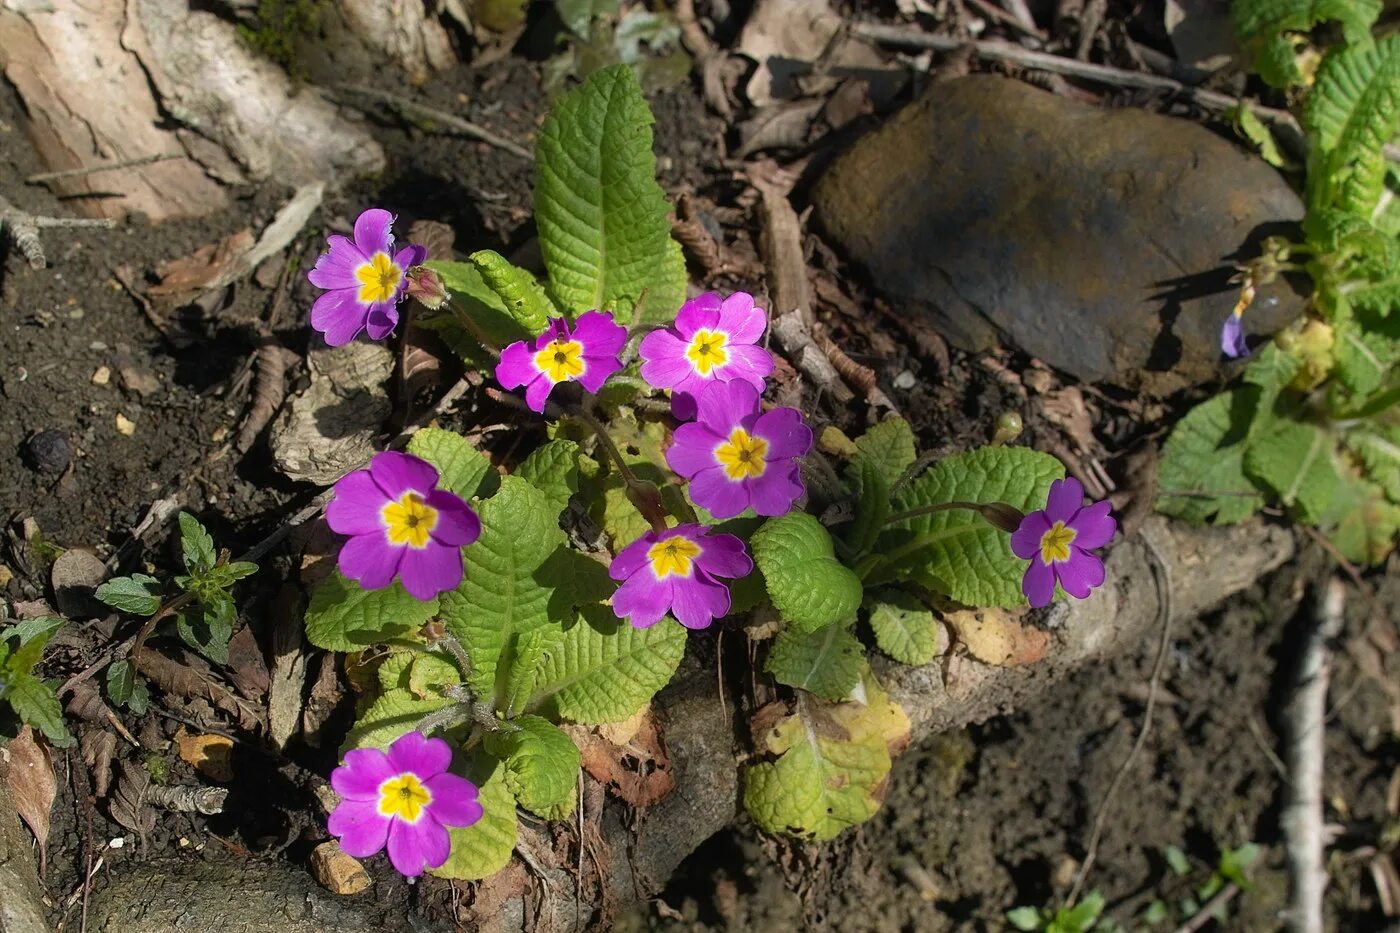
[
  {"x1": 575, "y1": 405, "x2": 670, "y2": 534},
  {"x1": 882, "y1": 500, "x2": 987, "y2": 527},
  {"x1": 443, "y1": 297, "x2": 500, "y2": 360}
]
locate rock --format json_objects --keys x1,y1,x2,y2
[
  {"x1": 51, "y1": 548, "x2": 107, "y2": 618},
  {"x1": 174, "y1": 732, "x2": 234, "y2": 783},
  {"x1": 23, "y1": 429, "x2": 70, "y2": 474},
  {"x1": 0, "y1": 756, "x2": 49, "y2": 933},
  {"x1": 812, "y1": 76, "x2": 1305, "y2": 394},
  {"x1": 269, "y1": 342, "x2": 393, "y2": 485},
  {"x1": 310, "y1": 841, "x2": 372, "y2": 895},
  {"x1": 119, "y1": 367, "x2": 160, "y2": 397}
]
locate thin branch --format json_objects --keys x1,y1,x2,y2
[
  {"x1": 26, "y1": 153, "x2": 181, "y2": 184},
  {"x1": 333, "y1": 83, "x2": 533, "y2": 161},
  {"x1": 1171, "y1": 882, "x2": 1241, "y2": 933}
]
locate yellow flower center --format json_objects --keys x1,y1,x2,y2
[
  {"x1": 685, "y1": 328, "x2": 730, "y2": 375},
  {"x1": 381, "y1": 492, "x2": 439, "y2": 549},
  {"x1": 356, "y1": 252, "x2": 403, "y2": 305},
  {"x1": 647, "y1": 536, "x2": 702, "y2": 579},
  {"x1": 376, "y1": 772, "x2": 433, "y2": 824},
  {"x1": 534, "y1": 339, "x2": 586, "y2": 383},
  {"x1": 714, "y1": 428, "x2": 769, "y2": 480},
  {"x1": 1039, "y1": 521, "x2": 1077, "y2": 564}
]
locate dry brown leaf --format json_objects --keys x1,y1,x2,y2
[
  {"x1": 226, "y1": 624, "x2": 270, "y2": 704},
  {"x1": 946, "y1": 608, "x2": 1051, "y2": 667},
  {"x1": 175, "y1": 730, "x2": 235, "y2": 783},
  {"x1": 565, "y1": 711, "x2": 675, "y2": 808},
  {"x1": 6, "y1": 727, "x2": 56, "y2": 865},
  {"x1": 108, "y1": 760, "x2": 156, "y2": 840},
  {"x1": 236, "y1": 338, "x2": 294, "y2": 453},
  {"x1": 148, "y1": 229, "x2": 254, "y2": 299},
  {"x1": 302, "y1": 653, "x2": 342, "y2": 748},
  {"x1": 134, "y1": 647, "x2": 263, "y2": 731},
  {"x1": 80, "y1": 727, "x2": 117, "y2": 798}
]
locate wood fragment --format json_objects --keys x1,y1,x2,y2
[
  {"x1": 26, "y1": 153, "x2": 181, "y2": 185},
  {"x1": 236, "y1": 337, "x2": 293, "y2": 452},
  {"x1": 145, "y1": 784, "x2": 228, "y2": 815}
]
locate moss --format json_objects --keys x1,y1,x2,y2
[{"x1": 235, "y1": 0, "x2": 326, "y2": 79}]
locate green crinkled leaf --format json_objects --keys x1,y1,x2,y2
[
  {"x1": 535, "y1": 64, "x2": 682, "y2": 319},
  {"x1": 176, "y1": 591, "x2": 234, "y2": 665},
  {"x1": 1334, "y1": 319, "x2": 1399, "y2": 395},
  {"x1": 305, "y1": 572, "x2": 440, "y2": 652},
  {"x1": 1322, "y1": 475, "x2": 1400, "y2": 564},
  {"x1": 408, "y1": 652, "x2": 462, "y2": 699},
  {"x1": 541, "y1": 547, "x2": 616, "y2": 616},
  {"x1": 743, "y1": 670, "x2": 909, "y2": 840},
  {"x1": 752, "y1": 514, "x2": 863, "y2": 631},
  {"x1": 501, "y1": 627, "x2": 566, "y2": 718},
  {"x1": 179, "y1": 511, "x2": 216, "y2": 575},
  {"x1": 7, "y1": 675, "x2": 73, "y2": 748},
  {"x1": 423, "y1": 259, "x2": 535, "y2": 356},
  {"x1": 377, "y1": 651, "x2": 416, "y2": 691},
  {"x1": 483, "y1": 714, "x2": 580, "y2": 819},
  {"x1": 880, "y1": 447, "x2": 1064, "y2": 607},
  {"x1": 407, "y1": 428, "x2": 499, "y2": 501},
  {"x1": 439, "y1": 477, "x2": 564, "y2": 704},
  {"x1": 765, "y1": 624, "x2": 863, "y2": 701},
  {"x1": 95, "y1": 574, "x2": 163, "y2": 615},
  {"x1": 527, "y1": 608, "x2": 686, "y2": 724},
  {"x1": 866, "y1": 590, "x2": 942, "y2": 666},
  {"x1": 516, "y1": 439, "x2": 583, "y2": 516},
  {"x1": 1345, "y1": 422, "x2": 1400, "y2": 502},
  {"x1": 343, "y1": 687, "x2": 452, "y2": 751},
  {"x1": 852, "y1": 417, "x2": 917, "y2": 490},
  {"x1": 0, "y1": 617, "x2": 63, "y2": 676},
  {"x1": 468, "y1": 249, "x2": 555, "y2": 334},
  {"x1": 1233, "y1": 0, "x2": 1381, "y2": 87},
  {"x1": 1244, "y1": 417, "x2": 1343, "y2": 523},
  {"x1": 845, "y1": 456, "x2": 891, "y2": 554},
  {"x1": 433, "y1": 759, "x2": 518, "y2": 881},
  {"x1": 1305, "y1": 35, "x2": 1400, "y2": 216},
  {"x1": 106, "y1": 659, "x2": 137, "y2": 707},
  {"x1": 1156, "y1": 388, "x2": 1267, "y2": 524}
]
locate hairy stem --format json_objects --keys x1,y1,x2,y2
[{"x1": 576, "y1": 405, "x2": 670, "y2": 534}]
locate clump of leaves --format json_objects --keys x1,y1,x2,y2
[
  {"x1": 0, "y1": 616, "x2": 72, "y2": 747},
  {"x1": 1007, "y1": 891, "x2": 1105, "y2": 933}
]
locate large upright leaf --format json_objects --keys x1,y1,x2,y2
[
  {"x1": 515, "y1": 439, "x2": 583, "y2": 516},
  {"x1": 420, "y1": 259, "x2": 534, "y2": 361},
  {"x1": 433, "y1": 759, "x2": 518, "y2": 881},
  {"x1": 1244, "y1": 418, "x2": 1343, "y2": 523},
  {"x1": 879, "y1": 447, "x2": 1063, "y2": 607},
  {"x1": 438, "y1": 477, "x2": 563, "y2": 703},
  {"x1": 1305, "y1": 35, "x2": 1400, "y2": 216},
  {"x1": 342, "y1": 687, "x2": 453, "y2": 751},
  {"x1": 305, "y1": 573, "x2": 440, "y2": 652},
  {"x1": 1156, "y1": 389, "x2": 1267, "y2": 525},
  {"x1": 483, "y1": 715, "x2": 581, "y2": 819},
  {"x1": 407, "y1": 428, "x2": 499, "y2": 501},
  {"x1": 851, "y1": 417, "x2": 917, "y2": 490},
  {"x1": 535, "y1": 64, "x2": 683, "y2": 320},
  {"x1": 526, "y1": 609, "x2": 686, "y2": 724},
  {"x1": 751, "y1": 514, "x2": 863, "y2": 631}
]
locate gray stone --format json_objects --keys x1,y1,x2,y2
[
  {"x1": 812, "y1": 75, "x2": 1305, "y2": 393},
  {"x1": 50, "y1": 548, "x2": 107, "y2": 618},
  {"x1": 270, "y1": 342, "x2": 392, "y2": 485}
]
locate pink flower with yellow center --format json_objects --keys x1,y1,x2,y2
[
  {"x1": 329, "y1": 732, "x2": 483, "y2": 877},
  {"x1": 1009, "y1": 477, "x2": 1116, "y2": 608},
  {"x1": 326, "y1": 451, "x2": 481, "y2": 601},
  {"x1": 665, "y1": 381, "x2": 812, "y2": 519},
  {"x1": 639, "y1": 291, "x2": 773, "y2": 419},
  {"x1": 308, "y1": 208, "x2": 426, "y2": 346},
  {"x1": 494, "y1": 312, "x2": 628, "y2": 413},
  {"x1": 609, "y1": 524, "x2": 752, "y2": 630}
]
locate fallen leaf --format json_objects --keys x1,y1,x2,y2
[
  {"x1": 946, "y1": 608, "x2": 1050, "y2": 667},
  {"x1": 6, "y1": 727, "x2": 56, "y2": 867},
  {"x1": 267, "y1": 583, "x2": 307, "y2": 751},
  {"x1": 80, "y1": 727, "x2": 117, "y2": 797},
  {"x1": 564, "y1": 711, "x2": 675, "y2": 808},
  {"x1": 226, "y1": 625, "x2": 270, "y2": 703},
  {"x1": 134, "y1": 647, "x2": 262, "y2": 730},
  {"x1": 108, "y1": 760, "x2": 156, "y2": 839},
  {"x1": 175, "y1": 730, "x2": 235, "y2": 782},
  {"x1": 148, "y1": 228, "x2": 255, "y2": 299}
]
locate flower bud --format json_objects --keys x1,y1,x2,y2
[
  {"x1": 404, "y1": 265, "x2": 447, "y2": 310},
  {"x1": 977, "y1": 502, "x2": 1025, "y2": 534}
]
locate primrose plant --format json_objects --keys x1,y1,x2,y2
[{"x1": 300, "y1": 65, "x2": 1116, "y2": 881}]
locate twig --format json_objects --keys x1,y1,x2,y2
[
  {"x1": 110, "y1": 265, "x2": 171, "y2": 338},
  {"x1": 997, "y1": 0, "x2": 1040, "y2": 34},
  {"x1": 0, "y1": 196, "x2": 110, "y2": 269},
  {"x1": 27, "y1": 153, "x2": 181, "y2": 184},
  {"x1": 1282, "y1": 577, "x2": 1345, "y2": 933},
  {"x1": 1067, "y1": 524, "x2": 1173, "y2": 907},
  {"x1": 333, "y1": 84, "x2": 533, "y2": 161},
  {"x1": 1171, "y1": 881, "x2": 1241, "y2": 933},
  {"x1": 967, "y1": 0, "x2": 1045, "y2": 40}
]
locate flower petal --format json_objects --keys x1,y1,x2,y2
[
  {"x1": 386, "y1": 814, "x2": 451, "y2": 876},
  {"x1": 328, "y1": 798, "x2": 391, "y2": 859},
  {"x1": 387, "y1": 731, "x2": 452, "y2": 779},
  {"x1": 611, "y1": 573, "x2": 672, "y2": 629},
  {"x1": 715, "y1": 291, "x2": 766, "y2": 344},
  {"x1": 638, "y1": 329, "x2": 695, "y2": 391},
  {"x1": 748, "y1": 462, "x2": 804, "y2": 517},
  {"x1": 394, "y1": 243, "x2": 427, "y2": 273},
  {"x1": 364, "y1": 304, "x2": 400, "y2": 341},
  {"x1": 308, "y1": 235, "x2": 366, "y2": 290},
  {"x1": 1009, "y1": 511, "x2": 1052, "y2": 560},
  {"x1": 695, "y1": 379, "x2": 759, "y2": 429},
  {"x1": 1043, "y1": 477, "x2": 1084, "y2": 524},
  {"x1": 327, "y1": 470, "x2": 389, "y2": 536},
  {"x1": 338, "y1": 533, "x2": 404, "y2": 590},
  {"x1": 524, "y1": 373, "x2": 555, "y2": 413},
  {"x1": 669, "y1": 572, "x2": 729, "y2": 630},
  {"x1": 370, "y1": 450, "x2": 440, "y2": 500},
  {"x1": 688, "y1": 466, "x2": 750, "y2": 519},
  {"x1": 576, "y1": 353, "x2": 621, "y2": 395},
  {"x1": 331, "y1": 747, "x2": 396, "y2": 800},
  {"x1": 572, "y1": 310, "x2": 628, "y2": 359},
  {"x1": 753, "y1": 407, "x2": 812, "y2": 460},
  {"x1": 397, "y1": 542, "x2": 463, "y2": 600},
  {"x1": 609, "y1": 534, "x2": 655, "y2": 582},
  {"x1": 694, "y1": 532, "x2": 752, "y2": 580},
  {"x1": 720, "y1": 343, "x2": 775, "y2": 386},
  {"x1": 666, "y1": 421, "x2": 726, "y2": 479},
  {"x1": 495, "y1": 340, "x2": 538, "y2": 391},
  {"x1": 1220, "y1": 313, "x2": 1249, "y2": 359},
  {"x1": 354, "y1": 208, "x2": 395, "y2": 257},
  {"x1": 674, "y1": 292, "x2": 722, "y2": 335},
  {"x1": 1056, "y1": 549, "x2": 1106, "y2": 599},
  {"x1": 1021, "y1": 558, "x2": 1057, "y2": 608},
  {"x1": 427, "y1": 491, "x2": 481, "y2": 547},
  {"x1": 311, "y1": 289, "x2": 369, "y2": 347},
  {"x1": 1069, "y1": 499, "x2": 1116, "y2": 550},
  {"x1": 670, "y1": 391, "x2": 698, "y2": 421},
  {"x1": 424, "y1": 773, "x2": 484, "y2": 828}
]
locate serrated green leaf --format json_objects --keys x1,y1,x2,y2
[
  {"x1": 879, "y1": 447, "x2": 1064, "y2": 607},
  {"x1": 1334, "y1": 319, "x2": 1398, "y2": 395},
  {"x1": 1157, "y1": 389, "x2": 1267, "y2": 524},
  {"x1": 765, "y1": 624, "x2": 863, "y2": 701},
  {"x1": 179, "y1": 512, "x2": 216, "y2": 575},
  {"x1": 305, "y1": 572, "x2": 441, "y2": 652},
  {"x1": 468, "y1": 249, "x2": 555, "y2": 334},
  {"x1": 106, "y1": 659, "x2": 136, "y2": 706},
  {"x1": 433, "y1": 758, "x2": 518, "y2": 881},
  {"x1": 377, "y1": 651, "x2": 417, "y2": 691},
  {"x1": 1234, "y1": 0, "x2": 1381, "y2": 87},
  {"x1": 96, "y1": 573, "x2": 163, "y2": 615},
  {"x1": 752, "y1": 514, "x2": 863, "y2": 631},
  {"x1": 176, "y1": 591, "x2": 233, "y2": 665},
  {"x1": 407, "y1": 428, "x2": 499, "y2": 501},
  {"x1": 1244, "y1": 417, "x2": 1343, "y2": 522},
  {"x1": 1231, "y1": 104, "x2": 1289, "y2": 168},
  {"x1": 6, "y1": 675, "x2": 73, "y2": 748},
  {"x1": 501, "y1": 627, "x2": 567, "y2": 718},
  {"x1": 867, "y1": 591, "x2": 941, "y2": 666},
  {"x1": 852, "y1": 418, "x2": 917, "y2": 490},
  {"x1": 483, "y1": 714, "x2": 580, "y2": 819},
  {"x1": 540, "y1": 547, "x2": 615, "y2": 616},
  {"x1": 343, "y1": 687, "x2": 453, "y2": 751},
  {"x1": 1345, "y1": 422, "x2": 1400, "y2": 502},
  {"x1": 0, "y1": 617, "x2": 64, "y2": 675},
  {"x1": 845, "y1": 456, "x2": 891, "y2": 554},
  {"x1": 527, "y1": 608, "x2": 686, "y2": 724},
  {"x1": 1305, "y1": 35, "x2": 1400, "y2": 216},
  {"x1": 408, "y1": 652, "x2": 463, "y2": 699},
  {"x1": 535, "y1": 64, "x2": 681, "y2": 318},
  {"x1": 516, "y1": 439, "x2": 583, "y2": 516},
  {"x1": 439, "y1": 477, "x2": 564, "y2": 704},
  {"x1": 1322, "y1": 474, "x2": 1400, "y2": 563},
  {"x1": 422, "y1": 259, "x2": 535, "y2": 358}
]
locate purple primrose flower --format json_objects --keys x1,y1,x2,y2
[
  {"x1": 308, "y1": 208, "x2": 426, "y2": 346},
  {"x1": 609, "y1": 524, "x2": 753, "y2": 630},
  {"x1": 1220, "y1": 310, "x2": 1249, "y2": 359},
  {"x1": 326, "y1": 451, "x2": 481, "y2": 601},
  {"x1": 639, "y1": 291, "x2": 774, "y2": 419},
  {"x1": 495, "y1": 312, "x2": 628, "y2": 413},
  {"x1": 1009, "y1": 477, "x2": 1116, "y2": 608},
  {"x1": 329, "y1": 731, "x2": 483, "y2": 877},
  {"x1": 666, "y1": 381, "x2": 812, "y2": 519}
]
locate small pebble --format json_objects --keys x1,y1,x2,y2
[
  {"x1": 68, "y1": 308, "x2": 84, "y2": 320},
  {"x1": 114, "y1": 413, "x2": 137, "y2": 436},
  {"x1": 23, "y1": 429, "x2": 70, "y2": 474},
  {"x1": 92, "y1": 366, "x2": 111, "y2": 386},
  {"x1": 89, "y1": 340, "x2": 108, "y2": 351},
  {"x1": 119, "y1": 367, "x2": 160, "y2": 397},
  {"x1": 893, "y1": 370, "x2": 917, "y2": 390},
  {"x1": 310, "y1": 841, "x2": 372, "y2": 895}
]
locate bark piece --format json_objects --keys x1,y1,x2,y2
[
  {"x1": 270, "y1": 342, "x2": 394, "y2": 486},
  {"x1": 0, "y1": 752, "x2": 48, "y2": 933},
  {"x1": 310, "y1": 840, "x2": 371, "y2": 895}
]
